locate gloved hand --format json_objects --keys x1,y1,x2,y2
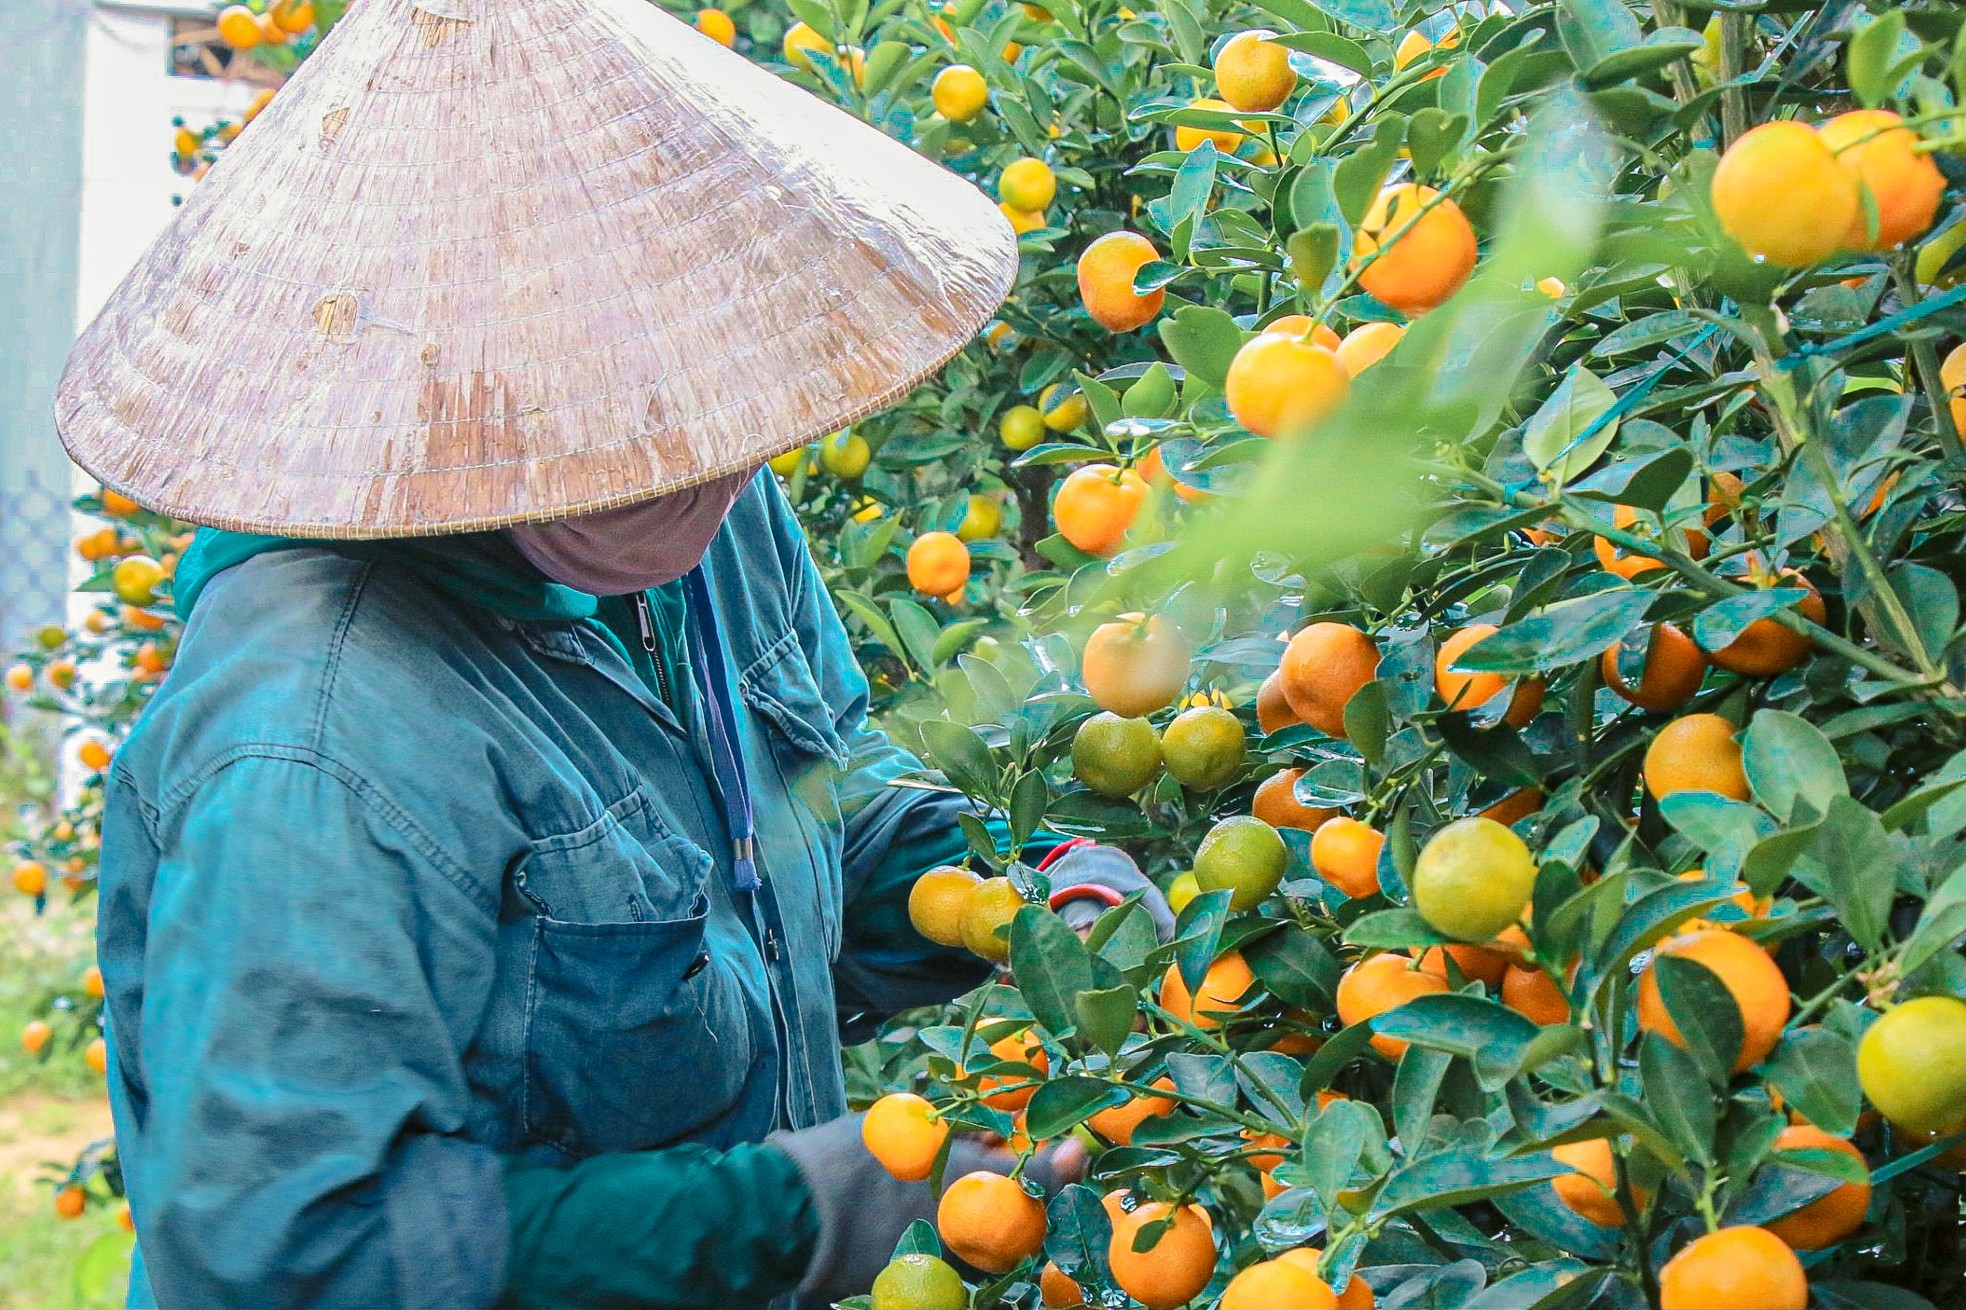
[
  {"x1": 766, "y1": 1112, "x2": 1084, "y2": 1307},
  {"x1": 1040, "y1": 840, "x2": 1177, "y2": 943}
]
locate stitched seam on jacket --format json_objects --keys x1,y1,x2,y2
[
  {"x1": 311, "y1": 558, "x2": 377, "y2": 753},
  {"x1": 153, "y1": 743, "x2": 491, "y2": 909}
]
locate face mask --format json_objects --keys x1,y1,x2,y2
[{"x1": 506, "y1": 468, "x2": 757, "y2": 595}]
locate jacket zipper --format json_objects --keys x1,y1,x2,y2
[{"x1": 632, "y1": 593, "x2": 672, "y2": 705}]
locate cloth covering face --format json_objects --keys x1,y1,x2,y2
[
  {"x1": 97, "y1": 476, "x2": 991, "y2": 1308},
  {"x1": 506, "y1": 468, "x2": 761, "y2": 595}
]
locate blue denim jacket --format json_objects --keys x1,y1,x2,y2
[{"x1": 98, "y1": 476, "x2": 971, "y2": 1307}]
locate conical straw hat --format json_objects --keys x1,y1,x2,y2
[{"x1": 56, "y1": 0, "x2": 1016, "y2": 538}]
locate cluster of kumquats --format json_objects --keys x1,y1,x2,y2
[{"x1": 28, "y1": 0, "x2": 1966, "y2": 1303}]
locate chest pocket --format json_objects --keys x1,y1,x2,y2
[
  {"x1": 740, "y1": 630, "x2": 848, "y2": 952},
  {"x1": 516, "y1": 794, "x2": 754, "y2": 1156}
]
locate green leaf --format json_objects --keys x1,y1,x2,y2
[
  {"x1": 1287, "y1": 225, "x2": 1341, "y2": 294},
  {"x1": 1342, "y1": 679, "x2": 1391, "y2": 766},
  {"x1": 889, "y1": 597, "x2": 944, "y2": 673},
  {"x1": 1344, "y1": 908, "x2": 1452, "y2": 951},
  {"x1": 1582, "y1": 878, "x2": 1740, "y2": 999},
  {"x1": 1301, "y1": 1098, "x2": 1373, "y2": 1209},
  {"x1": 1568, "y1": 447, "x2": 1695, "y2": 511},
  {"x1": 1555, "y1": 0, "x2": 1642, "y2": 70},
  {"x1": 1847, "y1": 10, "x2": 1908, "y2": 109},
  {"x1": 859, "y1": 39, "x2": 913, "y2": 96},
  {"x1": 1392, "y1": 1046, "x2": 1452, "y2": 1149},
  {"x1": 1173, "y1": 889, "x2": 1233, "y2": 992},
  {"x1": 1245, "y1": 923, "x2": 1343, "y2": 1010},
  {"x1": 1026, "y1": 1075, "x2": 1129, "y2": 1139},
  {"x1": 1577, "y1": 30, "x2": 1704, "y2": 91},
  {"x1": 920, "y1": 719, "x2": 999, "y2": 801},
  {"x1": 1010, "y1": 905, "x2": 1122, "y2": 1039},
  {"x1": 1692, "y1": 589, "x2": 1810, "y2": 651},
  {"x1": 1372, "y1": 993, "x2": 1542, "y2": 1064},
  {"x1": 1373, "y1": 1146, "x2": 1569, "y2": 1219},
  {"x1": 1792, "y1": 797, "x2": 1907, "y2": 952},
  {"x1": 1448, "y1": 589, "x2": 1652, "y2": 674},
  {"x1": 1640, "y1": 1033, "x2": 1716, "y2": 1165},
  {"x1": 1761, "y1": 1028, "x2": 1860, "y2": 1137},
  {"x1": 1157, "y1": 307, "x2": 1245, "y2": 390},
  {"x1": 1263, "y1": 0, "x2": 1395, "y2": 34},
  {"x1": 1522, "y1": 365, "x2": 1620, "y2": 484},
  {"x1": 1075, "y1": 986, "x2": 1140, "y2": 1058},
  {"x1": 1332, "y1": 117, "x2": 1405, "y2": 226},
  {"x1": 1890, "y1": 564, "x2": 1959, "y2": 660},
  {"x1": 1742, "y1": 711, "x2": 1847, "y2": 824},
  {"x1": 1044, "y1": 1185, "x2": 1117, "y2": 1292},
  {"x1": 931, "y1": 619, "x2": 990, "y2": 667},
  {"x1": 1651, "y1": 954, "x2": 1745, "y2": 1087},
  {"x1": 836, "y1": 589, "x2": 908, "y2": 665},
  {"x1": 1403, "y1": 108, "x2": 1468, "y2": 178},
  {"x1": 890, "y1": 1218, "x2": 941, "y2": 1260}
]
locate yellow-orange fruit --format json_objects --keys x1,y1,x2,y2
[
  {"x1": 1225, "y1": 333, "x2": 1349, "y2": 438},
  {"x1": 1078, "y1": 231, "x2": 1166, "y2": 332},
  {"x1": 1433, "y1": 624, "x2": 1544, "y2": 726},
  {"x1": 937, "y1": 1170, "x2": 1048, "y2": 1273},
  {"x1": 1279, "y1": 623, "x2": 1380, "y2": 739},
  {"x1": 1643, "y1": 713, "x2": 1749, "y2": 803},
  {"x1": 1351, "y1": 184, "x2": 1477, "y2": 315},
  {"x1": 1335, "y1": 953, "x2": 1448, "y2": 1060},
  {"x1": 1710, "y1": 121, "x2": 1859, "y2": 267},
  {"x1": 1107, "y1": 1201, "x2": 1216, "y2": 1310},
  {"x1": 1762, "y1": 1125, "x2": 1869, "y2": 1250},
  {"x1": 1819, "y1": 109, "x2": 1944, "y2": 251},
  {"x1": 1160, "y1": 953, "x2": 1256, "y2": 1030},
  {"x1": 1637, "y1": 927, "x2": 1791, "y2": 1073},
  {"x1": 1081, "y1": 613, "x2": 1190, "y2": 717}
]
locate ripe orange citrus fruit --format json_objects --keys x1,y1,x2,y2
[
  {"x1": 1411, "y1": 817, "x2": 1536, "y2": 943},
  {"x1": 1657, "y1": 1226, "x2": 1808, "y2": 1310},
  {"x1": 782, "y1": 21, "x2": 829, "y2": 70},
  {"x1": 1818, "y1": 110, "x2": 1943, "y2": 251},
  {"x1": 4, "y1": 665, "x2": 30, "y2": 693},
  {"x1": 53, "y1": 1185, "x2": 86, "y2": 1220},
  {"x1": 1264, "y1": 314, "x2": 1342, "y2": 350},
  {"x1": 1087, "y1": 1075, "x2": 1178, "y2": 1145},
  {"x1": 1174, "y1": 97, "x2": 1244, "y2": 153},
  {"x1": 1107, "y1": 1200, "x2": 1217, "y2": 1310},
  {"x1": 906, "y1": 532, "x2": 971, "y2": 596},
  {"x1": 1277, "y1": 1249, "x2": 1373, "y2": 1309},
  {"x1": 112, "y1": 556, "x2": 165, "y2": 607},
  {"x1": 694, "y1": 7, "x2": 736, "y2": 44},
  {"x1": 1336, "y1": 953, "x2": 1449, "y2": 1060},
  {"x1": 937, "y1": 1171, "x2": 1047, "y2": 1273},
  {"x1": 21, "y1": 1020, "x2": 52, "y2": 1055},
  {"x1": 1071, "y1": 712, "x2": 1163, "y2": 797},
  {"x1": 1054, "y1": 464, "x2": 1149, "y2": 557},
  {"x1": 1857, "y1": 995, "x2": 1966, "y2": 1134},
  {"x1": 1334, "y1": 322, "x2": 1404, "y2": 375},
  {"x1": 1593, "y1": 504, "x2": 1708, "y2": 579},
  {"x1": 1478, "y1": 788, "x2": 1543, "y2": 827},
  {"x1": 1501, "y1": 962, "x2": 1569, "y2": 1025},
  {"x1": 1225, "y1": 333, "x2": 1349, "y2": 438},
  {"x1": 1214, "y1": 32, "x2": 1296, "y2": 112},
  {"x1": 1551, "y1": 1138, "x2": 1644, "y2": 1228},
  {"x1": 1310, "y1": 816, "x2": 1383, "y2": 900},
  {"x1": 1136, "y1": 444, "x2": 1209, "y2": 503},
  {"x1": 1433, "y1": 625, "x2": 1544, "y2": 726},
  {"x1": 12, "y1": 860, "x2": 47, "y2": 897},
  {"x1": 77, "y1": 739, "x2": 112, "y2": 772},
  {"x1": 1160, "y1": 706, "x2": 1245, "y2": 791},
  {"x1": 1077, "y1": 231, "x2": 1166, "y2": 332},
  {"x1": 908, "y1": 865, "x2": 983, "y2": 947},
  {"x1": 1762, "y1": 1124, "x2": 1869, "y2": 1250},
  {"x1": 1000, "y1": 157, "x2": 1057, "y2": 211},
  {"x1": 1637, "y1": 927, "x2": 1791, "y2": 1072},
  {"x1": 862, "y1": 1092, "x2": 950, "y2": 1181},
  {"x1": 1252, "y1": 769, "x2": 1336, "y2": 832},
  {"x1": 1000, "y1": 405, "x2": 1046, "y2": 450},
  {"x1": 1220, "y1": 1259, "x2": 1337, "y2": 1310},
  {"x1": 1160, "y1": 952, "x2": 1257, "y2": 1030},
  {"x1": 81, "y1": 964, "x2": 104, "y2": 998},
  {"x1": 960, "y1": 876, "x2": 1026, "y2": 963},
  {"x1": 871, "y1": 1252, "x2": 966, "y2": 1310},
  {"x1": 1416, "y1": 940, "x2": 1511, "y2": 988},
  {"x1": 1642, "y1": 713, "x2": 1749, "y2": 803},
  {"x1": 85, "y1": 1036, "x2": 107, "y2": 1076},
  {"x1": 1193, "y1": 815, "x2": 1287, "y2": 910},
  {"x1": 216, "y1": 4, "x2": 261, "y2": 48},
  {"x1": 1038, "y1": 1262, "x2": 1085, "y2": 1308},
  {"x1": 1279, "y1": 623, "x2": 1380, "y2": 739},
  {"x1": 1351, "y1": 184, "x2": 1477, "y2": 315},
  {"x1": 1601, "y1": 623, "x2": 1707, "y2": 713},
  {"x1": 933, "y1": 64, "x2": 990, "y2": 122},
  {"x1": 1393, "y1": 26, "x2": 1459, "y2": 72},
  {"x1": 1256, "y1": 671, "x2": 1299, "y2": 735},
  {"x1": 1710, "y1": 120, "x2": 1858, "y2": 267},
  {"x1": 1001, "y1": 203, "x2": 1044, "y2": 234},
  {"x1": 1704, "y1": 569, "x2": 1824, "y2": 678},
  {"x1": 974, "y1": 1028, "x2": 1049, "y2": 1110},
  {"x1": 1081, "y1": 613, "x2": 1190, "y2": 717}
]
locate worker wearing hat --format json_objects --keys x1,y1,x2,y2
[{"x1": 61, "y1": 0, "x2": 1173, "y2": 1306}]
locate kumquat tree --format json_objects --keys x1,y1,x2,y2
[{"x1": 12, "y1": 0, "x2": 1966, "y2": 1306}]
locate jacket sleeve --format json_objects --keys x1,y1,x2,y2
[
  {"x1": 498, "y1": 1143, "x2": 818, "y2": 1309},
  {"x1": 100, "y1": 753, "x2": 507, "y2": 1309}
]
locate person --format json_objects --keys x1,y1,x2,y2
[{"x1": 58, "y1": 2, "x2": 1170, "y2": 1306}]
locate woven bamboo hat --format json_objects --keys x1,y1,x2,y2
[{"x1": 56, "y1": 0, "x2": 1016, "y2": 538}]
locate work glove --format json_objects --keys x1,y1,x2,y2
[
  {"x1": 1040, "y1": 839, "x2": 1177, "y2": 943},
  {"x1": 767, "y1": 1112, "x2": 1085, "y2": 1307}
]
